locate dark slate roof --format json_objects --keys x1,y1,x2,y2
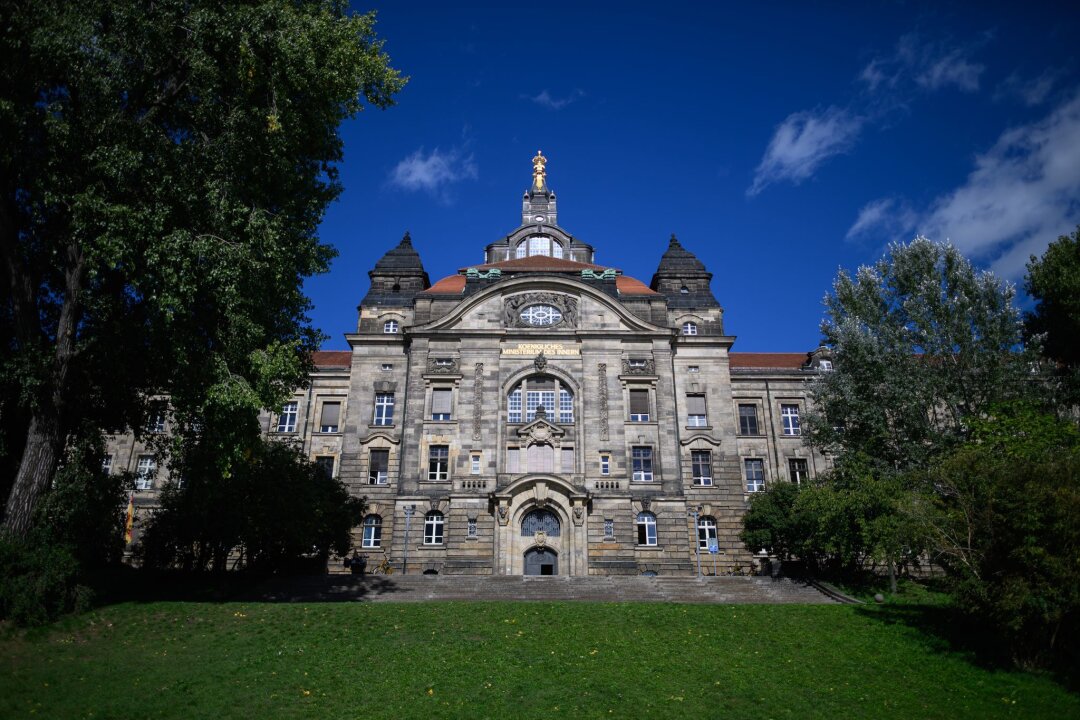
[
  {"x1": 654, "y1": 234, "x2": 707, "y2": 275},
  {"x1": 373, "y1": 232, "x2": 427, "y2": 273}
]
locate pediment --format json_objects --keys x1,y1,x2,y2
[{"x1": 516, "y1": 416, "x2": 565, "y2": 444}]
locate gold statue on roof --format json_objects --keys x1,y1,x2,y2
[{"x1": 532, "y1": 150, "x2": 547, "y2": 190}]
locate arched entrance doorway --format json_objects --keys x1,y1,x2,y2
[{"x1": 524, "y1": 547, "x2": 558, "y2": 575}]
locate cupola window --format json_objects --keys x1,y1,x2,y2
[{"x1": 516, "y1": 235, "x2": 563, "y2": 258}]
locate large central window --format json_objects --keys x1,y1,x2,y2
[
  {"x1": 507, "y1": 376, "x2": 573, "y2": 423},
  {"x1": 519, "y1": 304, "x2": 562, "y2": 326},
  {"x1": 515, "y1": 235, "x2": 564, "y2": 259}
]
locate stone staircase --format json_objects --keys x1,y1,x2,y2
[{"x1": 246, "y1": 574, "x2": 836, "y2": 604}]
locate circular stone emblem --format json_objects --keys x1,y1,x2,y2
[{"x1": 520, "y1": 304, "x2": 563, "y2": 326}]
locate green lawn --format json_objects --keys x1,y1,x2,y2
[{"x1": 1, "y1": 600, "x2": 1075, "y2": 719}]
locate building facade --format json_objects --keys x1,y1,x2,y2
[{"x1": 110, "y1": 153, "x2": 831, "y2": 575}]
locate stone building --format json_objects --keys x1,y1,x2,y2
[{"x1": 109, "y1": 152, "x2": 831, "y2": 575}]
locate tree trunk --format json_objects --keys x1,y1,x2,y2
[
  {"x1": 888, "y1": 558, "x2": 897, "y2": 594},
  {"x1": 2, "y1": 410, "x2": 63, "y2": 536}
]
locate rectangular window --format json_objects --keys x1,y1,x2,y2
[
  {"x1": 369, "y1": 449, "x2": 389, "y2": 484},
  {"x1": 629, "y1": 389, "x2": 650, "y2": 422},
  {"x1": 467, "y1": 518, "x2": 478, "y2": 538},
  {"x1": 603, "y1": 518, "x2": 615, "y2": 539},
  {"x1": 686, "y1": 394, "x2": 708, "y2": 427},
  {"x1": 631, "y1": 446, "x2": 654, "y2": 482},
  {"x1": 319, "y1": 401, "x2": 341, "y2": 433},
  {"x1": 147, "y1": 410, "x2": 166, "y2": 433},
  {"x1": 526, "y1": 388, "x2": 555, "y2": 422},
  {"x1": 691, "y1": 450, "x2": 712, "y2": 485},
  {"x1": 428, "y1": 445, "x2": 449, "y2": 481},
  {"x1": 102, "y1": 455, "x2": 113, "y2": 474},
  {"x1": 315, "y1": 455, "x2": 335, "y2": 479},
  {"x1": 508, "y1": 388, "x2": 522, "y2": 423},
  {"x1": 745, "y1": 458, "x2": 766, "y2": 493},
  {"x1": 599, "y1": 454, "x2": 611, "y2": 476},
  {"x1": 561, "y1": 447, "x2": 574, "y2": 474},
  {"x1": 135, "y1": 455, "x2": 156, "y2": 490},
  {"x1": 471, "y1": 453, "x2": 481, "y2": 475},
  {"x1": 276, "y1": 401, "x2": 298, "y2": 432},
  {"x1": 558, "y1": 389, "x2": 574, "y2": 423},
  {"x1": 373, "y1": 393, "x2": 394, "y2": 426},
  {"x1": 789, "y1": 458, "x2": 809, "y2": 485},
  {"x1": 688, "y1": 365, "x2": 700, "y2": 373},
  {"x1": 431, "y1": 388, "x2": 452, "y2": 421},
  {"x1": 781, "y1": 404, "x2": 801, "y2": 436},
  {"x1": 738, "y1": 404, "x2": 759, "y2": 435},
  {"x1": 380, "y1": 363, "x2": 393, "y2": 372},
  {"x1": 507, "y1": 447, "x2": 520, "y2": 474}
]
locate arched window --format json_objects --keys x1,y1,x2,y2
[
  {"x1": 697, "y1": 516, "x2": 717, "y2": 550},
  {"x1": 515, "y1": 235, "x2": 564, "y2": 259},
  {"x1": 383, "y1": 320, "x2": 399, "y2": 334},
  {"x1": 507, "y1": 375, "x2": 573, "y2": 423},
  {"x1": 424, "y1": 511, "x2": 444, "y2": 545},
  {"x1": 362, "y1": 515, "x2": 382, "y2": 548},
  {"x1": 636, "y1": 512, "x2": 657, "y2": 546},
  {"x1": 516, "y1": 242, "x2": 527, "y2": 258},
  {"x1": 682, "y1": 321, "x2": 698, "y2": 336},
  {"x1": 521, "y1": 509, "x2": 561, "y2": 537}
]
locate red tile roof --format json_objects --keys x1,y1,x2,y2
[
  {"x1": 729, "y1": 352, "x2": 809, "y2": 369},
  {"x1": 616, "y1": 276, "x2": 659, "y2": 296},
  {"x1": 312, "y1": 350, "x2": 351, "y2": 368},
  {"x1": 465, "y1": 255, "x2": 606, "y2": 272},
  {"x1": 426, "y1": 274, "x2": 467, "y2": 294}
]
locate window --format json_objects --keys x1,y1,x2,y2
[
  {"x1": 369, "y1": 449, "x2": 389, "y2": 484},
  {"x1": 383, "y1": 320, "x2": 399, "y2": 334},
  {"x1": 507, "y1": 376, "x2": 573, "y2": 423},
  {"x1": 380, "y1": 363, "x2": 394, "y2": 372},
  {"x1": 135, "y1": 455, "x2": 156, "y2": 490},
  {"x1": 698, "y1": 516, "x2": 717, "y2": 550},
  {"x1": 424, "y1": 511, "x2": 444, "y2": 544},
  {"x1": 687, "y1": 394, "x2": 707, "y2": 427},
  {"x1": 781, "y1": 404, "x2": 801, "y2": 435},
  {"x1": 603, "y1": 518, "x2": 615, "y2": 539},
  {"x1": 680, "y1": 285, "x2": 689, "y2": 294},
  {"x1": 789, "y1": 458, "x2": 809, "y2": 485},
  {"x1": 516, "y1": 242, "x2": 527, "y2": 258},
  {"x1": 560, "y1": 447, "x2": 575, "y2": 474},
  {"x1": 315, "y1": 455, "x2": 335, "y2": 479},
  {"x1": 147, "y1": 411, "x2": 166, "y2": 433},
  {"x1": 362, "y1": 515, "x2": 382, "y2": 548},
  {"x1": 819, "y1": 359, "x2": 833, "y2": 371},
  {"x1": 521, "y1": 509, "x2": 561, "y2": 536},
  {"x1": 277, "y1": 401, "x2": 298, "y2": 432},
  {"x1": 636, "y1": 512, "x2": 657, "y2": 546},
  {"x1": 628, "y1": 389, "x2": 650, "y2": 421},
  {"x1": 508, "y1": 388, "x2": 522, "y2": 423},
  {"x1": 688, "y1": 365, "x2": 700, "y2": 373},
  {"x1": 507, "y1": 447, "x2": 521, "y2": 474},
  {"x1": 519, "y1": 304, "x2": 562, "y2": 326},
  {"x1": 745, "y1": 458, "x2": 765, "y2": 493},
  {"x1": 599, "y1": 454, "x2": 611, "y2": 476},
  {"x1": 682, "y1": 322, "x2": 698, "y2": 335},
  {"x1": 471, "y1": 453, "x2": 481, "y2": 475},
  {"x1": 102, "y1": 455, "x2": 113, "y2": 474},
  {"x1": 319, "y1": 401, "x2": 341, "y2": 433},
  {"x1": 738, "y1": 404, "x2": 760, "y2": 435},
  {"x1": 373, "y1": 393, "x2": 394, "y2": 426},
  {"x1": 691, "y1": 450, "x2": 712, "y2": 485},
  {"x1": 528, "y1": 235, "x2": 550, "y2": 256},
  {"x1": 431, "y1": 388, "x2": 452, "y2": 421},
  {"x1": 558, "y1": 389, "x2": 573, "y2": 423},
  {"x1": 631, "y1": 446, "x2": 653, "y2": 482},
  {"x1": 467, "y1": 518, "x2": 478, "y2": 538},
  {"x1": 428, "y1": 445, "x2": 449, "y2": 481}
]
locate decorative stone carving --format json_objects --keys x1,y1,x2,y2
[
  {"x1": 534, "y1": 351, "x2": 547, "y2": 372},
  {"x1": 465, "y1": 267, "x2": 502, "y2": 280},
  {"x1": 639, "y1": 496, "x2": 652, "y2": 512},
  {"x1": 472, "y1": 363, "x2": 483, "y2": 441},
  {"x1": 622, "y1": 358, "x2": 656, "y2": 375},
  {"x1": 598, "y1": 363, "x2": 609, "y2": 441},
  {"x1": 430, "y1": 498, "x2": 441, "y2": 511},
  {"x1": 534, "y1": 530, "x2": 547, "y2": 546},
  {"x1": 503, "y1": 292, "x2": 578, "y2": 328},
  {"x1": 427, "y1": 357, "x2": 458, "y2": 374},
  {"x1": 580, "y1": 268, "x2": 618, "y2": 280},
  {"x1": 573, "y1": 506, "x2": 583, "y2": 520},
  {"x1": 534, "y1": 403, "x2": 548, "y2": 420}
]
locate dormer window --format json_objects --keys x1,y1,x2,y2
[
  {"x1": 680, "y1": 286, "x2": 689, "y2": 294},
  {"x1": 383, "y1": 320, "x2": 399, "y2": 334},
  {"x1": 432, "y1": 358, "x2": 454, "y2": 368},
  {"x1": 819, "y1": 360, "x2": 833, "y2": 371},
  {"x1": 516, "y1": 235, "x2": 563, "y2": 259},
  {"x1": 682, "y1": 322, "x2": 698, "y2": 336},
  {"x1": 627, "y1": 358, "x2": 648, "y2": 369}
]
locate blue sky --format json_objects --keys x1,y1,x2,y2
[{"x1": 309, "y1": 1, "x2": 1080, "y2": 351}]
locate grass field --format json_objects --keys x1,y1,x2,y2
[{"x1": 1, "y1": 599, "x2": 1076, "y2": 719}]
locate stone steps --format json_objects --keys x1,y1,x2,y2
[{"x1": 247, "y1": 574, "x2": 835, "y2": 604}]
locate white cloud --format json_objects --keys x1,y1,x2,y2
[
  {"x1": 748, "y1": 107, "x2": 863, "y2": 196},
  {"x1": 388, "y1": 147, "x2": 478, "y2": 203},
  {"x1": 860, "y1": 33, "x2": 985, "y2": 94},
  {"x1": 995, "y1": 69, "x2": 1061, "y2": 107},
  {"x1": 525, "y1": 89, "x2": 585, "y2": 110},
  {"x1": 846, "y1": 198, "x2": 917, "y2": 240},
  {"x1": 916, "y1": 50, "x2": 984, "y2": 92},
  {"x1": 860, "y1": 91, "x2": 1080, "y2": 278}
]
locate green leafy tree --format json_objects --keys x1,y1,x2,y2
[
  {"x1": 1025, "y1": 226, "x2": 1080, "y2": 403},
  {"x1": 0, "y1": 0, "x2": 405, "y2": 535}
]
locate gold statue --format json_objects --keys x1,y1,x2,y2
[{"x1": 532, "y1": 150, "x2": 547, "y2": 190}]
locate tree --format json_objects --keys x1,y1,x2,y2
[
  {"x1": 1025, "y1": 227, "x2": 1080, "y2": 403},
  {"x1": 807, "y1": 236, "x2": 1038, "y2": 473},
  {"x1": 0, "y1": 1, "x2": 405, "y2": 535}
]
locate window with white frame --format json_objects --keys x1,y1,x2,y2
[
  {"x1": 599, "y1": 453, "x2": 611, "y2": 475},
  {"x1": 102, "y1": 455, "x2": 113, "y2": 474},
  {"x1": 698, "y1": 516, "x2": 717, "y2": 550},
  {"x1": 745, "y1": 458, "x2": 766, "y2": 492},
  {"x1": 636, "y1": 512, "x2": 657, "y2": 546},
  {"x1": 383, "y1": 320, "x2": 399, "y2": 334},
  {"x1": 424, "y1": 511, "x2": 444, "y2": 544},
  {"x1": 428, "y1": 445, "x2": 449, "y2": 481},
  {"x1": 691, "y1": 450, "x2": 712, "y2": 485},
  {"x1": 277, "y1": 401, "x2": 298, "y2": 432},
  {"x1": 682, "y1": 322, "x2": 698, "y2": 336},
  {"x1": 431, "y1": 388, "x2": 453, "y2": 421},
  {"x1": 369, "y1": 449, "x2": 389, "y2": 484},
  {"x1": 631, "y1": 446, "x2": 654, "y2": 482},
  {"x1": 135, "y1": 455, "x2": 156, "y2": 490},
  {"x1": 686, "y1": 394, "x2": 707, "y2": 427},
  {"x1": 315, "y1": 455, "x2": 335, "y2": 479},
  {"x1": 789, "y1": 458, "x2": 809, "y2": 485},
  {"x1": 516, "y1": 242, "x2": 527, "y2": 258},
  {"x1": 628, "y1": 388, "x2": 650, "y2": 421},
  {"x1": 319, "y1": 401, "x2": 341, "y2": 433},
  {"x1": 362, "y1": 515, "x2": 382, "y2": 548},
  {"x1": 380, "y1": 363, "x2": 393, "y2": 371},
  {"x1": 470, "y1": 453, "x2": 481, "y2": 475},
  {"x1": 147, "y1": 410, "x2": 166, "y2": 433},
  {"x1": 373, "y1": 393, "x2": 394, "y2": 426},
  {"x1": 738, "y1": 404, "x2": 760, "y2": 435},
  {"x1": 781, "y1": 404, "x2": 801, "y2": 435},
  {"x1": 819, "y1": 359, "x2": 833, "y2": 371},
  {"x1": 507, "y1": 376, "x2": 573, "y2": 423}
]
